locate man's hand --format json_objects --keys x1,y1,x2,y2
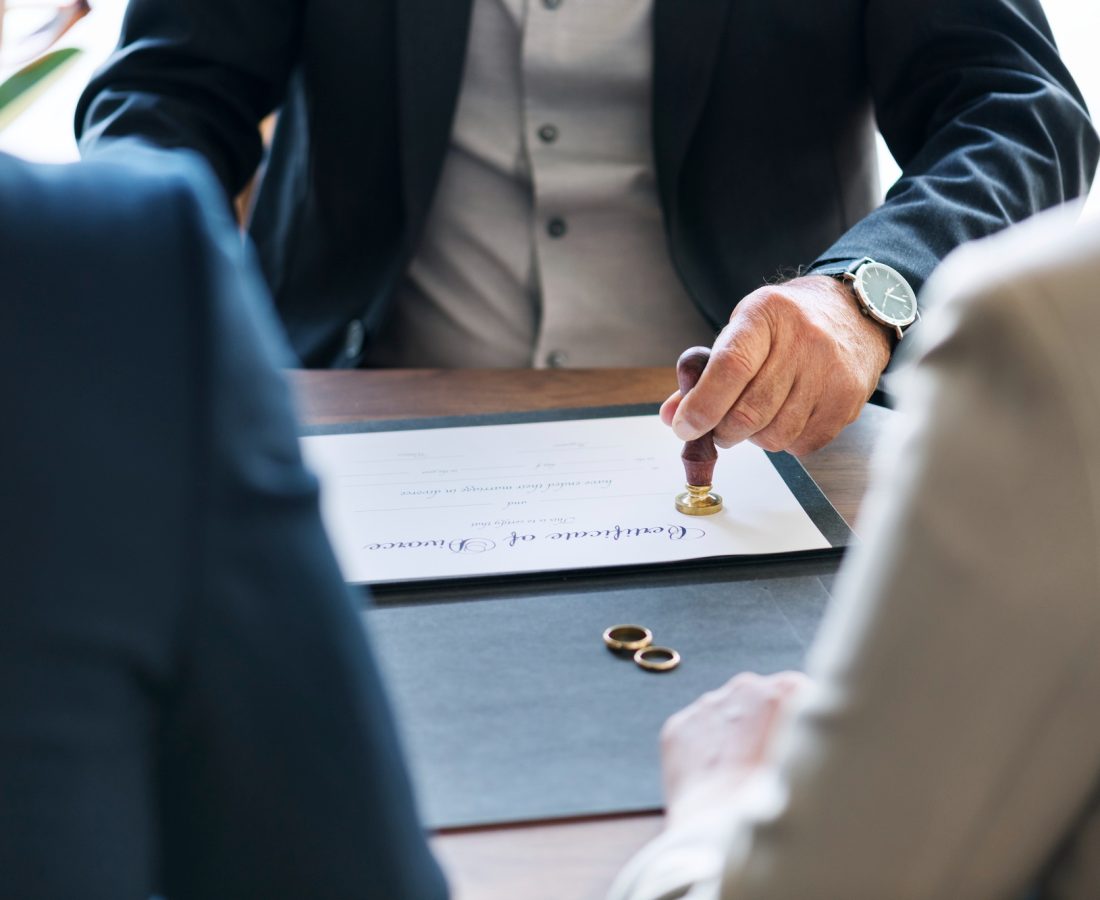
[
  {"x1": 660, "y1": 671, "x2": 810, "y2": 827},
  {"x1": 660, "y1": 276, "x2": 891, "y2": 456}
]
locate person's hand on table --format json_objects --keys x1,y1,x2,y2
[
  {"x1": 660, "y1": 671, "x2": 810, "y2": 827},
  {"x1": 661, "y1": 275, "x2": 891, "y2": 456}
]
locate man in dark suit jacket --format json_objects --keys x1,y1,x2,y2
[
  {"x1": 76, "y1": 0, "x2": 1098, "y2": 455},
  {"x1": 0, "y1": 146, "x2": 448, "y2": 899}
]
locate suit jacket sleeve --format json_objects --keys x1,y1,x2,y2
[
  {"x1": 608, "y1": 210, "x2": 1100, "y2": 899},
  {"x1": 74, "y1": 0, "x2": 301, "y2": 196},
  {"x1": 810, "y1": 0, "x2": 1099, "y2": 295},
  {"x1": 149, "y1": 159, "x2": 448, "y2": 900}
]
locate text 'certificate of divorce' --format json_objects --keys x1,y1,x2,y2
[{"x1": 300, "y1": 414, "x2": 831, "y2": 585}]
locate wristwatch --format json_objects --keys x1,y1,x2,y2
[{"x1": 832, "y1": 258, "x2": 919, "y2": 341}]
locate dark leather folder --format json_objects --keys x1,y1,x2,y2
[{"x1": 304, "y1": 406, "x2": 853, "y2": 829}]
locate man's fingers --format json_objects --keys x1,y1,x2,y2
[
  {"x1": 659, "y1": 391, "x2": 683, "y2": 427},
  {"x1": 667, "y1": 275, "x2": 887, "y2": 451},
  {"x1": 772, "y1": 671, "x2": 812, "y2": 696},
  {"x1": 712, "y1": 359, "x2": 798, "y2": 449},
  {"x1": 735, "y1": 373, "x2": 815, "y2": 452},
  {"x1": 671, "y1": 313, "x2": 772, "y2": 442}
]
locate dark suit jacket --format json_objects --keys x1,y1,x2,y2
[
  {"x1": 76, "y1": 0, "x2": 1099, "y2": 368},
  {"x1": 0, "y1": 149, "x2": 447, "y2": 900}
]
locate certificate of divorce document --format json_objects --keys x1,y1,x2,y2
[{"x1": 300, "y1": 412, "x2": 835, "y2": 585}]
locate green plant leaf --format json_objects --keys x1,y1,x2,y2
[{"x1": 0, "y1": 47, "x2": 83, "y2": 133}]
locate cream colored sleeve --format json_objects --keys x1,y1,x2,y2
[{"x1": 609, "y1": 215, "x2": 1100, "y2": 900}]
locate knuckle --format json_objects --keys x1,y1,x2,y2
[
  {"x1": 710, "y1": 345, "x2": 760, "y2": 385},
  {"x1": 715, "y1": 677, "x2": 744, "y2": 701},
  {"x1": 752, "y1": 416, "x2": 803, "y2": 452},
  {"x1": 801, "y1": 321, "x2": 837, "y2": 355},
  {"x1": 738, "y1": 286, "x2": 779, "y2": 311},
  {"x1": 836, "y1": 369, "x2": 866, "y2": 399},
  {"x1": 779, "y1": 671, "x2": 811, "y2": 692},
  {"x1": 660, "y1": 710, "x2": 687, "y2": 744},
  {"x1": 699, "y1": 688, "x2": 726, "y2": 707},
  {"x1": 764, "y1": 672, "x2": 797, "y2": 694},
  {"x1": 751, "y1": 287, "x2": 800, "y2": 316},
  {"x1": 725, "y1": 401, "x2": 767, "y2": 435},
  {"x1": 752, "y1": 431, "x2": 793, "y2": 453},
  {"x1": 790, "y1": 431, "x2": 832, "y2": 457}
]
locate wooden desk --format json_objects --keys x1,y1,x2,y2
[{"x1": 291, "y1": 367, "x2": 893, "y2": 900}]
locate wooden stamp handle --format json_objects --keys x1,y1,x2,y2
[{"x1": 676, "y1": 347, "x2": 717, "y2": 487}]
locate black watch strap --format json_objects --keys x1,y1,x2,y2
[{"x1": 812, "y1": 257, "x2": 874, "y2": 280}]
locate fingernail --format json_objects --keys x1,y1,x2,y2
[{"x1": 672, "y1": 416, "x2": 698, "y2": 442}]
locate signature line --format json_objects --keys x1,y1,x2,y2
[{"x1": 352, "y1": 503, "x2": 495, "y2": 513}]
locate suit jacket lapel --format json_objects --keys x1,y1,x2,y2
[
  {"x1": 653, "y1": 0, "x2": 733, "y2": 217},
  {"x1": 397, "y1": 0, "x2": 475, "y2": 229}
]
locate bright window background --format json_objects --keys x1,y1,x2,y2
[
  {"x1": 2, "y1": 0, "x2": 1098, "y2": 216},
  {"x1": 0, "y1": 0, "x2": 128, "y2": 160},
  {"x1": 877, "y1": 0, "x2": 1100, "y2": 220}
]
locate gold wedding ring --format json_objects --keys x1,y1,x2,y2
[
  {"x1": 634, "y1": 646, "x2": 681, "y2": 672},
  {"x1": 603, "y1": 624, "x2": 654, "y2": 653}
]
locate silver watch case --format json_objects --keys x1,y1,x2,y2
[{"x1": 841, "y1": 259, "x2": 919, "y2": 341}]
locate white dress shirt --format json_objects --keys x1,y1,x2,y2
[{"x1": 365, "y1": 0, "x2": 716, "y2": 369}]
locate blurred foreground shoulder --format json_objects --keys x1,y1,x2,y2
[
  {"x1": 0, "y1": 142, "x2": 233, "y2": 255},
  {"x1": 923, "y1": 204, "x2": 1100, "y2": 332}
]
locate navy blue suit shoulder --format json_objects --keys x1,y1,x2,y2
[{"x1": 0, "y1": 151, "x2": 448, "y2": 899}]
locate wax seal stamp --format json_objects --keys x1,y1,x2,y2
[{"x1": 674, "y1": 346, "x2": 723, "y2": 516}]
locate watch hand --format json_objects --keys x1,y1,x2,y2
[{"x1": 884, "y1": 289, "x2": 907, "y2": 312}]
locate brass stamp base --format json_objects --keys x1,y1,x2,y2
[{"x1": 675, "y1": 484, "x2": 723, "y2": 516}]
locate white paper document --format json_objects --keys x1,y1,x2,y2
[{"x1": 300, "y1": 414, "x2": 832, "y2": 585}]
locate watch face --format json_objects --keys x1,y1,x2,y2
[{"x1": 855, "y1": 262, "x2": 918, "y2": 326}]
